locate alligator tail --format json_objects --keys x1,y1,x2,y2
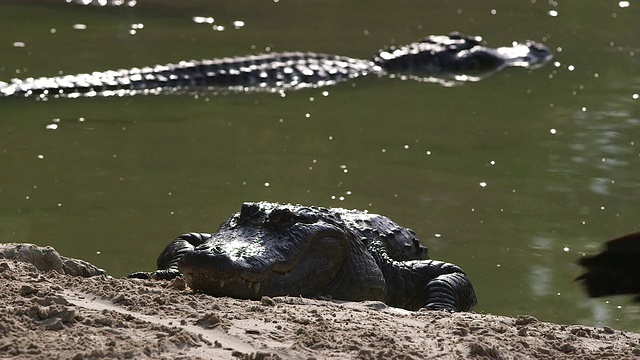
[{"x1": 0, "y1": 53, "x2": 374, "y2": 99}]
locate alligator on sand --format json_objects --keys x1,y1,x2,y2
[
  {"x1": 130, "y1": 202, "x2": 477, "y2": 312},
  {"x1": 0, "y1": 33, "x2": 552, "y2": 99}
]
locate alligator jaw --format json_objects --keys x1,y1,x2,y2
[
  {"x1": 178, "y1": 231, "x2": 350, "y2": 299},
  {"x1": 180, "y1": 273, "x2": 266, "y2": 298}
]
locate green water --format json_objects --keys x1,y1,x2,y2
[{"x1": 1, "y1": 0, "x2": 639, "y2": 331}]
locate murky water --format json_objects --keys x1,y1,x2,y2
[{"x1": 1, "y1": 0, "x2": 639, "y2": 331}]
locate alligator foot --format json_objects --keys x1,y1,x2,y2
[
  {"x1": 127, "y1": 269, "x2": 182, "y2": 280},
  {"x1": 424, "y1": 272, "x2": 477, "y2": 312},
  {"x1": 128, "y1": 232, "x2": 212, "y2": 281},
  {"x1": 127, "y1": 271, "x2": 150, "y2": 279}
]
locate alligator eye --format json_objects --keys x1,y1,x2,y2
[
  {"x1": 239, "y1": 202, "x2": 262, "y2": 223},
  {"x1": 268, "y1": 208, "x2": 295, "y2": 226}
]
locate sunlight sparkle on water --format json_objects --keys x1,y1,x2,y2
[{"x1": 193, "y1": 16, "x2": 215, "y2": 24}]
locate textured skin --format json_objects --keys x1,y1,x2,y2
[
  {"x1": 0, "y1": 53, "x2": 373, "y2": 98},
  {"x1": 375, "y1": 33, "x2": 553, "y2": 84},
  {"x1": 131, "y1": 202, "x2": 477, "y2": 312},
  {"x1": 0, "y1": 33, "x2": 552, "y2": 98}
]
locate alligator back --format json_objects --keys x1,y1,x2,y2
[{"x1": 0, "y1": 52, "x2": 375, "y2": 99}]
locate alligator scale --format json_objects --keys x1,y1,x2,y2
[
  {"x1": 130, "y1": 202, "x2": 477, "y2": 312},
  {"x1": 0, "y1": 33, "x2": 552, "y2": 99}
]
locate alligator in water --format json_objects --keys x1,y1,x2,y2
[
  {"x1": 577, "y1": 232, "x2": 640, "y2": 302},
  {"x1": 0, "y1": 33, "x2": 552, "y2": 99},
  {"x1": 130, "y1": 202, "x2": 477, "y2": 312}
]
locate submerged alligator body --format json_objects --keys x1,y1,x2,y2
[
  {"x1": 0, "y1": 33, "x2": 552, "y2": 99},
  {"x1": 131, "y1": 202, "x2": 477, "y2": 312}
]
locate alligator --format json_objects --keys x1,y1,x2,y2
[
  {"x1": 130, "y1": 202, "x2": 477, "y2": 312},
  {"x1": 577, "y1": 232, "x2": 640, "y2": 302},
  {"x1": 0, "y1": 33, "x2": 552, "y2": 99}
]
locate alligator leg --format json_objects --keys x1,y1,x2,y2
[
  {"x1": 423, "y1": 271, "x2": 477, "y2": 312},
  {"x1": 384, "y1": 260, "x2": 477, "y2": 311},
  {"x1": 128, "y1": 232, "x2": 212, "y2": 280}
]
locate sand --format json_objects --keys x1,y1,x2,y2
[{"x1": 1, "y1": 245, "x2": 640, "y2": 359}]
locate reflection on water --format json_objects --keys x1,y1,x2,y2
[{"x1": 548, "y1": 76, "x2": 640, "y2": 200}]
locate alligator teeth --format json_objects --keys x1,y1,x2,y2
[
  {"x1": 253, "y1": 282, "x2": 261, "y2": 293},
  {"x1": 219, "y1": 280, "x2": 225, "y2": 288}
]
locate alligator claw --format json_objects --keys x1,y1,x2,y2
[
  {"x1": 423, "y1": 303, "x2": 456, "y2": 312},
  {"x1": 127, "y1": 269, "x2": 182, "y2": 281},
  {"x1": 127, "y1": 271, "x2": 151, "y2": 280},
  {"x1": 151, "y1": 269, "x2": 182, "y2": 280}
]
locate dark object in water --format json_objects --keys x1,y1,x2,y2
[
  {"x1": 0, "y1": 33, "x2": 552, "y2": 99},
  {"x1": 576, "y1": 232, "x2": 640, "y2": 301}
]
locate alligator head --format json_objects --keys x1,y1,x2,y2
[
  {"x1": 374, "y1": 32, "x2": 553, "y2": 84},
  {"x1": 177, "y1": 202, "x2": 387, "y2": 301}
]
